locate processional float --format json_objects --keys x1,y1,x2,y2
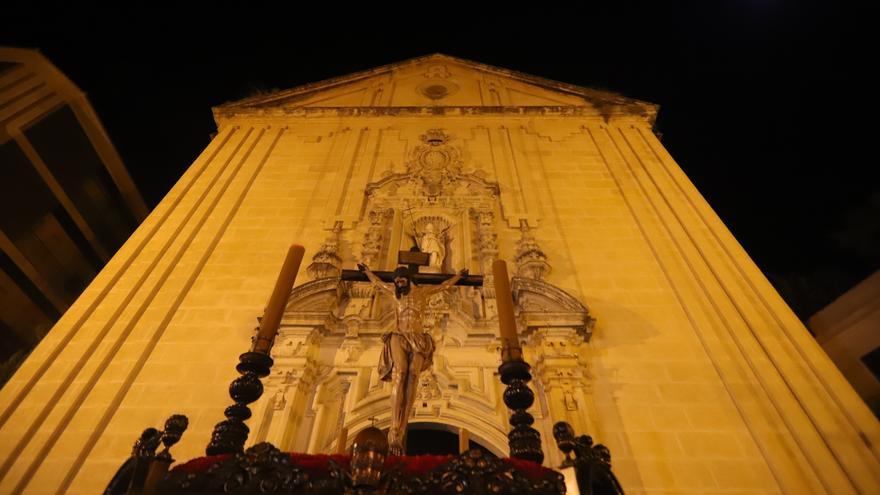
[{"x1": 104, "y1": 245, "x2": 623, "y2": 495}]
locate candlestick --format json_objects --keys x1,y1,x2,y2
[
  {"x1": 493, "y1": 259, "x2": 544, "y2": 464},
  {"x1": 252, "y1": 244, "x2": 305, "y2": 354},
  {"x1": 206, "y1": 244, "x2": 305, "y2": 455},
  {"x1": 459, "y1": 428, "x2": 470, "y2": 454},
  {"x1": 492, "y1": 259, "x2": 522, "y2": 362}
]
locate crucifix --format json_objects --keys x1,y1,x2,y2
[{"x1": 340, "y1": 248, "x2": 483, "y2": 455}]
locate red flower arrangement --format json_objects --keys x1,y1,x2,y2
[{"x1": 172, "y1": 452, "x2": 555, "y2": 480}]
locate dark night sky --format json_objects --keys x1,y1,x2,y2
[{"x1": 3, "y1": 3, "x2": 877, "y2": 321}]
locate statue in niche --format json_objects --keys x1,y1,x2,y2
[
  {"x1": 273, "y1": 389, "x2": 287, "y2": 411},
  {"x1": 417, "y1": 223, "x2": 445, "y2": 273},
  {"x1": 357, "y1": 262, "x2": 468, "y2": 455}
]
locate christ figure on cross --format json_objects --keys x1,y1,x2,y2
[{"x1": 357, "y1": 262, "x2": 467, "y2": 455}]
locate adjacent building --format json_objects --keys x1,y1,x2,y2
[
  {"x1": 0, "y1": 47, "x2": 147, "y2": 385},
  {"x1": 809, "y1": 271, "x2": 880, "y2": 418}
]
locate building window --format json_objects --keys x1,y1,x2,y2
[{"x1": 861, "y1": 346, "x2": 880, "y2": 382}]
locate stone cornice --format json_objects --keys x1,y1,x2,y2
[{"x1": 213, "y1": 104, "x2": 657, "y2": 124}]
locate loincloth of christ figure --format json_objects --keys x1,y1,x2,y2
[{"x1": 358, "y1": 262, "x2": 467, "y2": 455}]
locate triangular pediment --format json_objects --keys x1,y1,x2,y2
[{"x1": 216, "y1": 54, "x2": 656, "y2": 118}]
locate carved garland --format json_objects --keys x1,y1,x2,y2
[{"x1": 365, "y1": 129, "x2": 499, "y2": 200}]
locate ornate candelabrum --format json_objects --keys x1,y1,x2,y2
[
  {"x1": 106, "y1": 247, "x2": 604, "y2": 495},
  {"x1": 553, "y1": 421, "x2": 625, "y2": 495},
  {"x1": 493, "y1": 259, "x2": 544, "y2": 464},
  {"x1": 206, "y1": 245, "x2": 305, "y2": 456},
  {"x1": 104, "y1": 415, "x2": 189, "y2": 495}
]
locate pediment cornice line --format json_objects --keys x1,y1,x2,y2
[
  {"x1": 214, "y1": 53, "x2": 658, "y2": 119},
  {"x1": 214, "y1": 105, "x2": 656, "y2": 123}
]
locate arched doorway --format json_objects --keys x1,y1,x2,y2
[{"x1": 403, "y1": 422, "x2": 498, "y2": 457}]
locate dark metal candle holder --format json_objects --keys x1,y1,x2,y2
[
  {"x1": 205, "y1": 351, "x2": 274, "y2": 455},
  {"x1": 498, "y1": 358, "x2": 544, "y2": 464},
  {"x1": 104, "y1": 414, "x2": 188, "y2": 495},
  {"x1": 552, "y1": 421, "x2": 625, "y2": 495},
  {"x1": 158, "y1": 443, "x2": 565, "y2": 494}
]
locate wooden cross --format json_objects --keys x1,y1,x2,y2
[{"x1": 340, "y1": 247, "x2": 483, "y2": 287}]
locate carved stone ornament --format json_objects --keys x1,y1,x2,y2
[
  {"x1": 424, "y1": 65, "x2": 452, "y2": 79},
  {"x1": 306, "y1": 222, "x2": 343, "y2": 279},
  {"x1": 272, "y1": 389, "x2": 287, "y2": 411},
  {"x1": 514, "y1": 221, "x2": 551, "y2": 281},
  {"x1": 409, "y1": 129, "x2": 462, "y2": 196},
  {"x1": 473, "y1": 209, "x2": 498, "y2": 279},
  {"x1": 418, "y1": 67, "x2": 459, "y2": 101},
  {"x1": 362, "y1": 208, "x2": 393, "y2": 266},
  {"x1": 415, "y1": 372, "x2": 443, "y2": 401},
  {"x1": 418, "y1": 80, "x2": 459, "y2": 101},
  {"x1": 366, "y1": 129, "x2": 498, "y2": 200},
  {"x1": 512, "y1": 277, "x2": 595, "y2": 342},
  {"x1": 271, "y1": 338, "x2": 302, "y2": 358},
  {"x1": 283, "y1": 277, "x2": 344, "y2": 314},
  {"x1": 340, "y1": 335, "x2": 363, "y2": 363}
]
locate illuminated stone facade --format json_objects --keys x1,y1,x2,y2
[{"x1": 1, "y1": 54, "x2": 878, "y2": 494}]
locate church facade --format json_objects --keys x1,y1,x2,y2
[{"x1": 1, "y1": 54, "x2": 878, "y2": 494}]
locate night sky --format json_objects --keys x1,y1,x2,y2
[{"x1": 3, "y1": 3, "x2": 876, "y2": 321}]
